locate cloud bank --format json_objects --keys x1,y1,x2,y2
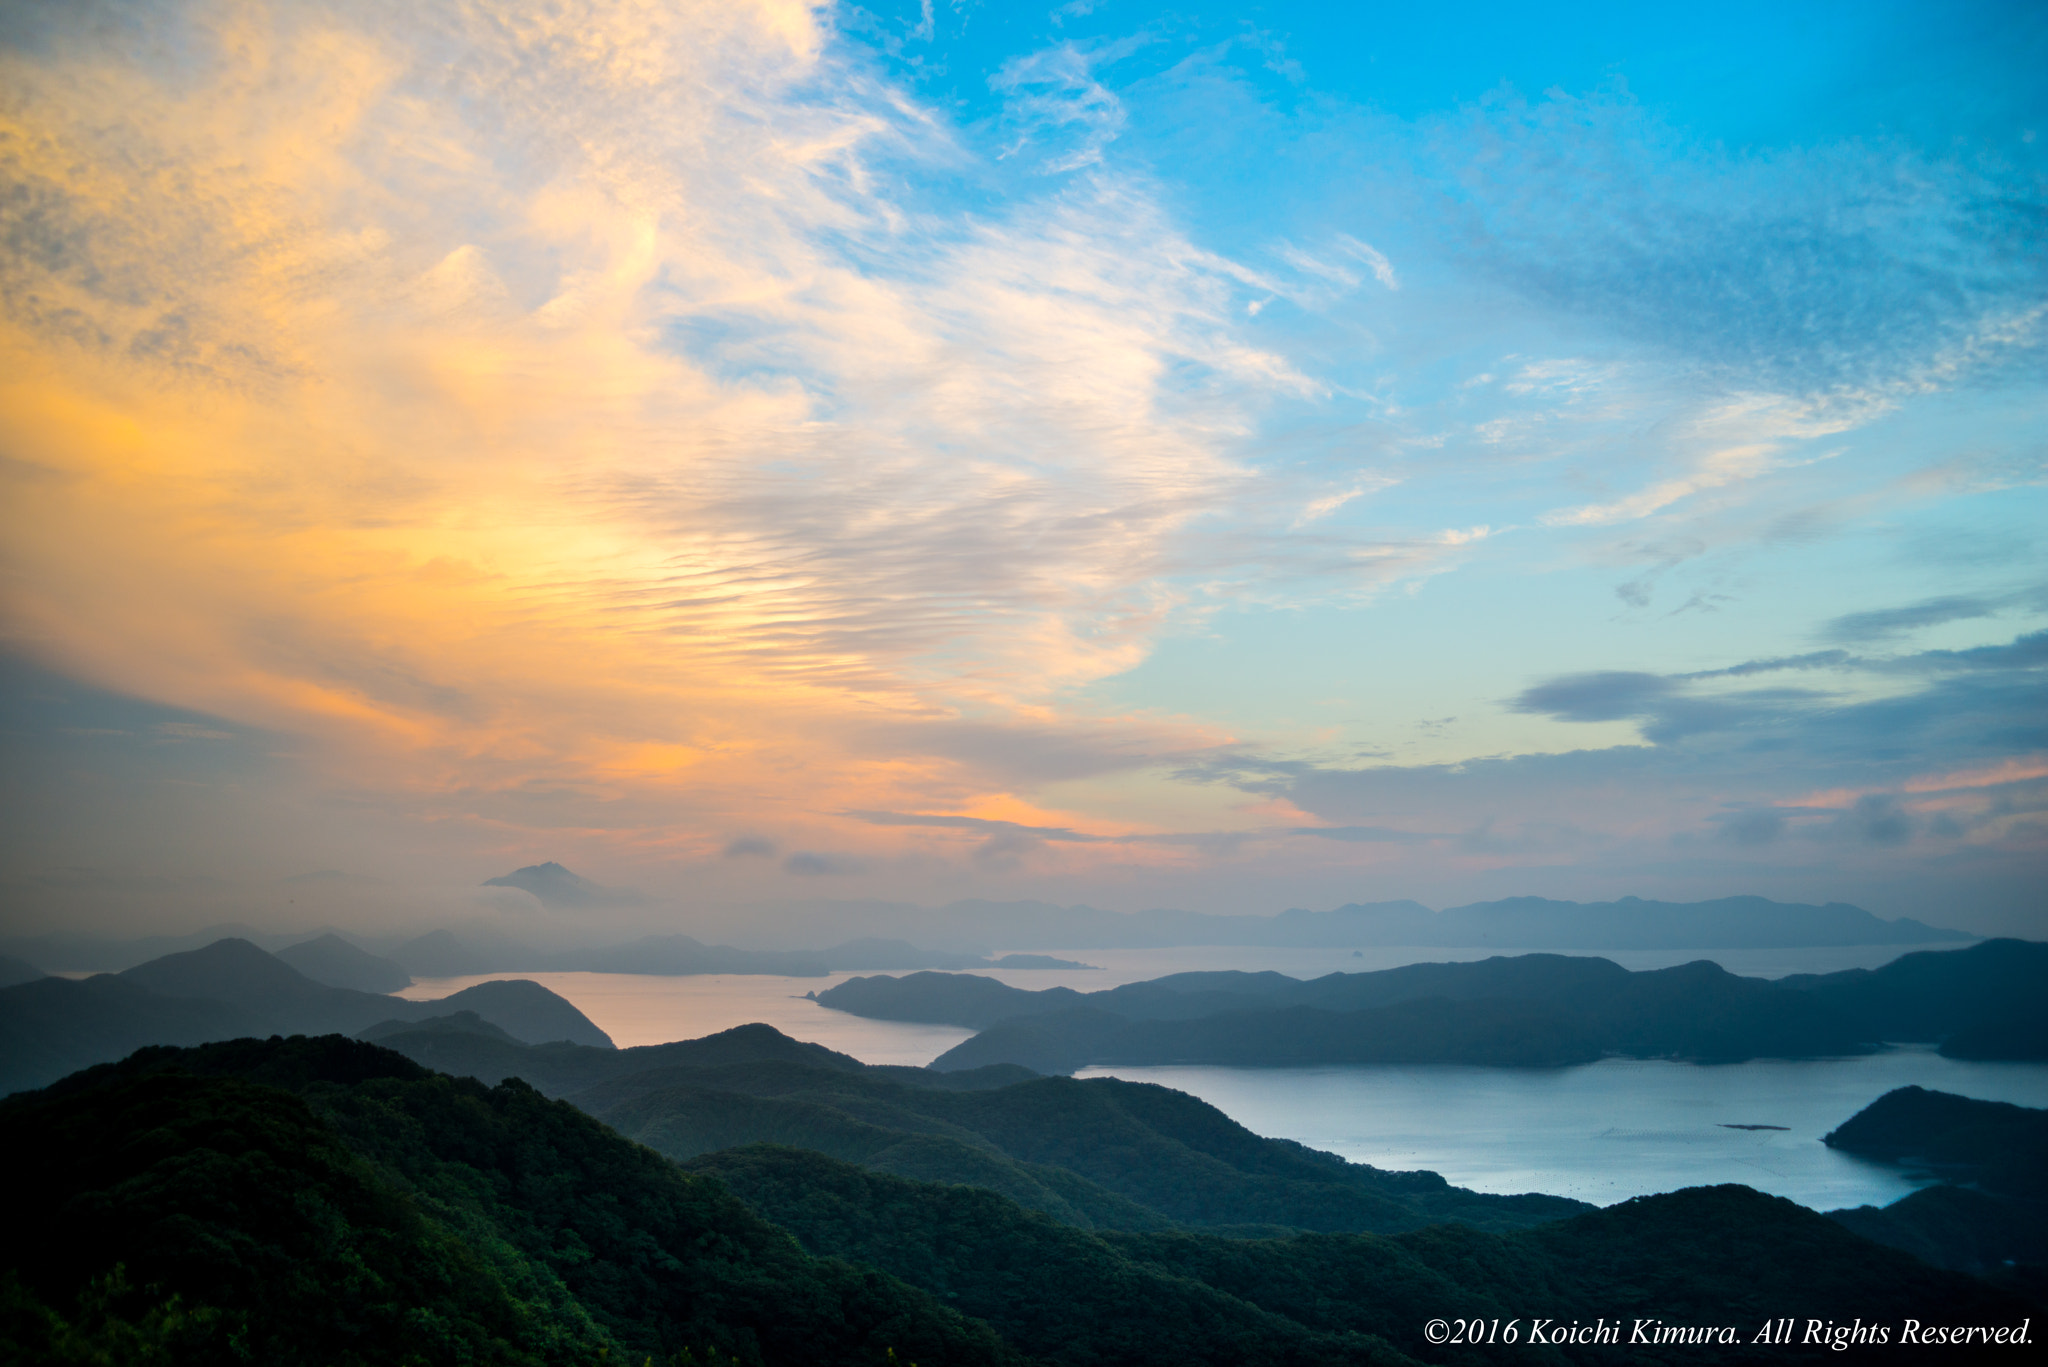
[{"x1": 0, "y1": 1, "x2": 2041, "y2": 934}]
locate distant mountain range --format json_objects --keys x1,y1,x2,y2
[
  {"x1": 888, "y1": 893, "x2": 1973, "y2": 950},
  {"x1": 0, "y1": 932, "x2": 1094, "y2": 1097},
  {"x1": 0, "y1": 938, "x2": 612, "y2": 1094},
  {"x1": 1292, "y1": 894, "x2": 1972, "y2": 949},
  {"x1": 378, "y1": 930, "x2": 1094, "y2": 979},
  {"x1": 0, "y1": 922, "x2": 1094, "y2": 978},
  {"x1": 813, "y1": 939, "x2": 2048, "y2": 1072},
  {"x1": 1, "y1": 875, "x2": 1975, "y2": 977},
  {"x1": 671, "y1": 889, "x2": 1973, "y2": 954}
]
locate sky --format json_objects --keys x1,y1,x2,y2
[{"x1": 1, "y1": 0, "x2": 2043, "y2": 941}]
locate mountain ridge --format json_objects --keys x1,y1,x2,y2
[
  {"x1": 275, "y1": 932, "x2": 413, "y2": 992},
  {"x1": 3, "y1": 889, "x2": 1974, "y2": 977},
  {"x1": 709, "y1": 890, "x2": 1976, "y2": 951},
  {"x1": 0, "y1": 938, "x2": 614, "y2": 1094},
  {"x1": 810, "y1": 941, "x2": 2048, "y2": 1072}
]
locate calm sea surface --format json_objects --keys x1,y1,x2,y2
[
  {"x1": 396, "y1": 940, "x2": 2047, "y2": 1211},
  {"x1": 1073, "y1": 1052, "x2": 2048, "y2": 1211}
]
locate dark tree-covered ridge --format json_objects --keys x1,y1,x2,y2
[
  {"x1": 1819, "y1": 1086, "x2": 2048, "y2": 1276},
  {"x1": 696, "y1": 1145, "x2": 2039, "y2": 1366},
  {"x1": 3, "y1": 1034, "x2": 2042, "y2": 1366},
  {"x1": 0, "y1": 1034, "x2": 1020, "y2": 1367},
  {"x1": 366, "y1": 1020, "x2": 1587, "y2": 1235}
]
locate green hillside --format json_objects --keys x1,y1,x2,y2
[
  {"x1": 5, "y1": 1034, "x2": 2040, "y2": 1366},
  {"x1": 367, "y1": 1020, "x2": 1585, "y2": 1235},
  {"x1": 0, "y1": 1036, "x2": 1018, "y2": 1367},
  {"x1": 700, "y1": 1144, "x2": 2038, "y2": 1366}
]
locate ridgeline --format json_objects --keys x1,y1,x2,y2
[
  {"x1": 807, "y1": 940, "x2": 2048, "y2": 1072},
  {"x1": 4, "y1": 1034, "x2": 2038, "y2": 1366}
]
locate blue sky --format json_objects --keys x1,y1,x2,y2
[{"x1": 0, "y1": 0, "x2": 2042, "y2": 937}]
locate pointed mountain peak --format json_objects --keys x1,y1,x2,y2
[
  {"x1": 482, "y1": 862, "x2": 640, "y2": 909},
  {"x1": 119, "y1": 937, "x2": 321, "y2": 1000}
]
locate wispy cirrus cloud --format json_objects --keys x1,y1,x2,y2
[
  {"x1": 3, "y1": 2, "x2": 2043, "y2": 931},
  {"x1": 1421, "y1": 90, "x2": 2048, "y2": 398},
  {"x1": 0, "y1": 0, "x2": 1316, "y2": 855}
]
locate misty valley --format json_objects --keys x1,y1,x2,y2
[{"x1": 3, "y1": 902, "x2": 2045, "y2": 1365}]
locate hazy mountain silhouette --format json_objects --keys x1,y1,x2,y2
[
  {"x1": 1939, "y1": 1006, "x2": 2048, "y2": 1061},
  {"x1": 0, "y1": 952, "x2": 44, "y2": 988},
  {"x1": 714, "y1": 892, "x2": 1974, "y2": 952},
  {"x1": 815, "y1": 941, "x2": 2046, "y2": 1072},
  {"x1": 1780, "y1": 939, "x2": 2048, "y2": 1055},
  {"x1": 275, "y1": 932, "x2": 412, "y2": 992},
  {"x1": 819, "y1": 937, "x2": 1084, "y2": 971},
  {"x1": 0, "y1": 922, "x2": 272, "y2": 972},
  {"x1": 118, "y1": 937, "x2": 389, "y2": 1034},
  {"x1": 384, "y1": 924, "x2": 1088, "y2": 978},
  {"x1": 0, "y1": 974, "x2": 270, "y2": 1097},
  {"x1": 0, "y1": 938, "x2": 613, "y2": 1093},
  {"x1": 482, "y1": 859, "x2": 642, "y2": 908},
  {"x1": 1322, "y1": 894, "x2": 1971, "y2": 949},
  {"x1": 387, "y1": 925, "x2": 572, "y2": 977}
]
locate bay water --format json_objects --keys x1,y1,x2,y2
[{"x1": 395, "y1": 940, "x2": 2048, "y2": 1212}]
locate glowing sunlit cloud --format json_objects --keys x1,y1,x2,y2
[
  {"x1": 2, "y1": 1, "x2": 2042, "y2": 929},
  {"x1": 0, "y1": 0, "x2": 1317, "y2": 865}
]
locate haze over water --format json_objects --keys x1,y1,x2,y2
[
  {"x1": 394, "y1": 942, "x2": 1975, "y2": 1052},
  {"x1": 395, "y1": 941, "x2": 2044, "y2": 1212}
]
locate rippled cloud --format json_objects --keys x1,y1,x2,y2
[{"x1": 1, "y1": 0, "x2": 2042, "y2": 932}]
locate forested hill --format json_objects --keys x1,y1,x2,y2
[
  {"x1": 367, "y1": 1019, "x2": 1585, "y2": 1235},
  {"x1": 4, "y1": 1035, "x2": 2037, "y2": 1366},
  {"x1": 1819, "y1": 1087, "x2": 2048, "y2": 1277},
  {"x1": 1825, "y1": 1087, "x2": 2048, "y2": 1196},
  {"x1": 807, "y1": 940, "x2": 2048, "y2": 1072},
  {"x1": 1, "y1": 1035, "x2": 1020, "y2": 1367},
  {"x1": 695, "y1": 1145, "x2": 2036, "y2": 1367}
]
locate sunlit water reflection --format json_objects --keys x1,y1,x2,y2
[{"x1": 394, "y1": 969, "x2": 975, "y2": 1065}]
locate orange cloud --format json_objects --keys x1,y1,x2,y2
[
  {"x1": 1788, "y1": 754, "x2": 2048, "y2": 812},
  {"x1": 0, "y1": 0, "x2": 1301, "y2": 887}
]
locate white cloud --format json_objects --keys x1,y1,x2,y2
[
  {"x1": 1336, "y1": 234, "x2": 1399, "y2": 290},
  {"x1": 990, "y1": 40, "x2": 1131, "y2": 173},
  {"x1": 1539, "y1": 392, "x2": 1859, "y2": 527},
  {"x1": 1295, "y1": 474, "x2": 1399, "y2": 524}
]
